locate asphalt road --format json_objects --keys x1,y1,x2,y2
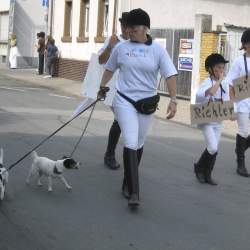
[{"x1": 1, "y1": 75, "x2": 250, "y2": 250}]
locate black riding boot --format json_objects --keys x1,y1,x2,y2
[
  {"x1": 236, "y1": 134, "x2": 250, "y2": 177},
  {"x1": 194, "y1": 149, "x2": 210, "y2": 183},
  {"x1": 204, "y1": 152, "x2": 218, "y2": 186},
  {"x1": 123, "y1": 147, "x2": 139, "y2": 207},
  {"x1": 245, "y1": 135, "x2": 250, "y2": 151},
  {"x1": 137, "y1": 147, "x2": 144, "y2": 165},
  {"x1": 122, "y1": 147, "x2": 144, "y2": 199},
  {"x1": 104, "y1": 120, "x2": 121, "y2": 170}
]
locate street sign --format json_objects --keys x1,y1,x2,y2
[
  {"x1": 178, "y1": 56, "x2": 193, "y2": 71},
  {"x1": 42, "y1": 0, "x2": 49, "y2": 7},
  {"x1": 178, "y1": 38, "x2": 194, "y2": 72}
]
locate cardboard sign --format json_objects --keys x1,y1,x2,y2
[
  {"x1": 81, "y1": 53, "x2": 119, "y2": 106},
  {"x1": 233, "y1": 76, "x2": 250, "y2": 101},
  {"x1": 190, "y1": 101, "x2": 235, "y2": 125}
]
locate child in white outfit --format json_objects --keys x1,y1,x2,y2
[
  {"x1": 194, "y1": 53, "x2": 229, "y2": 185},
  {"x1": 225, "y1": 28, "x2": 250, "y2": 177}
]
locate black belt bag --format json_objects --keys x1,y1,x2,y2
[{"x1": 117, "y1": 91, "x2": 160, "y2": 115}]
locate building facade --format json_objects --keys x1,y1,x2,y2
[
  {"x1": 49, "y1": 0, "x2": 250, "y2": 96},
  {"x1": 13, "y1": 0, "x2": 47, "y2": 68},
  {"x1": 0, "y1": 0, "x2": 10, "y2": 64}
]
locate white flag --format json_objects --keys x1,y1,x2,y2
[{"x1": 71, "y1": 98, "x2": 96, "y2": 120}]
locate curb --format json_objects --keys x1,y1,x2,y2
[{"x1": 0, "y1": 69, "x2": 236, "y2": 141}]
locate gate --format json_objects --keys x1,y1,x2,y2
[
  {"x1": 218, "y1": 26, "x2": 246, "y2": 73},
  {"x1": 151, "y1": 28, "x2": 194, "y2": 98}
]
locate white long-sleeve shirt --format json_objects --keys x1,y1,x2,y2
[
  {"x1": 224, "y1": 55, "x2": 250, "y2": 113},
  {"x1": 196, "y1": 77, "x2": 230, "y2": 104},
  {"x1": 105, "y1": 40, "x2": 177, "y2": 101}
]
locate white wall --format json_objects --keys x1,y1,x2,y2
[
  {"x1": 128, "y1": 0, "x2": 250, "y2": 30},
  {"x1": 0, "y1": 0, "x2": 10, "y2": 59},
  {"x1": 0, "y1": 0, "x2": 10, "y2": 11},
  {"x1": 52, "y1": 0, "x2": 250, "y2": 62},
  {"x1": 52, "y1": 0, "x2": 117, "y2": 61},
  {"x1": 14, "y1": 0, "x2": 46, "y2": 58}
]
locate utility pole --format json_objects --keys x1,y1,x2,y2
[
  {"x1": 7, "y1": 0, "x2": 15, "y2": 67},
  {"x1": 42, "y1": 0, "x2": 49, "y2": 35}
]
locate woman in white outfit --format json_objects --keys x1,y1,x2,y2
[
  {"x1": 98, "y1": 12, "x2": 129, "y2": 170},
  {"x1": 225, "y1": 29, "x2": 250, "y2": 177},
  {"x1": 194, "y1": 53, "x2": 229, "y2": 185},
  {"x1": 9, "y1": 33, "x2": 18, "y2": 69},
  {"x1": 98, "y1": 8, "x2": 177, "y2": 208}
]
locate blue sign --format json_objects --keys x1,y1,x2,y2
[
  {"x1": 178, "y1": 56, "x2": 193, "y2": 72},
  {"x1": 42, "y1": 0, "x2": 49, "y2": 7}
]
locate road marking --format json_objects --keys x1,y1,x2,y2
[
  {"x1": 1, "y1": 106, "x2": 73, "y2": 116},
  {"x1": 18, "y1": 87, "x2": 47, "y2": 91},
  {"x1": 49, "y1": 93, "x2": 75, "y2": 99},
  {"x1": 0, "y1": 86, "x2": 46, "y2": 91},
  {"x1": 0, "y1": 86, "x2": 25, "y2": 92}
]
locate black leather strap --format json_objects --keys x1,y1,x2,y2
[
  {"x1": 53, "y1": 164, "x2": 62, "y2": 175},
  {"x1": 117, "y1": 91, "x2": 136, "y2": 105},
  {"x1": 244, "y1": 53, "x2": 248, "y2": 81},
  {"x1": 130, "y1": 34, "x2": 153, "y2": 46},
  {"x1": 210, "y1": 77, "x2": 225, "y2": 103}
]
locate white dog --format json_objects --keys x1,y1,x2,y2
[
  {"x1": 26, "y1": 151, "x2": 79, "y2": 192},
  {"x1": 0, "y1": 148, "x2": 8, "y2": 200}
]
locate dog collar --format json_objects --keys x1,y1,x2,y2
[
  {"x1": 130, "y1": 34, "x2": 152, "y2": 46},
  {"x1": 53, "y1": 164, "x2": 62, "y2": 175}
]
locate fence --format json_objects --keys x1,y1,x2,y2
[{"x1": 151, "y1": 28, "x2": 194, "y2": 98}]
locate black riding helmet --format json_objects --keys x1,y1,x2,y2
[
  {"x1": 205, "y1": 53, "x2": 229, "y2": 72},
  {"x1": 241, "y1": 28, "x2": 250, "y2": 49},
  {"x1": 119, "y1": 12, "x2": 129, "y2": 26},
  {"x1": 126, "y1": 8, "x2": 150, "y2": 29}
]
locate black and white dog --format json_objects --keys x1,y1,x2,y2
[
  {"x1": 0, "y1": 148, "x2": 8, "y2": 200},
  {"x1": 26, "y1": 151, "x2": 80, "y2": 192}
]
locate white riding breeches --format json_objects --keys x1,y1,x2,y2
[
  {"x1": 112, "y1": 94, "x2": 153, "y2": 150},
  {"x1": 237, "y1": 112, "x2": 249, "y2": 138},
  {"x1": 199, "y1": 123, "x2": 222, "y2": 154}
]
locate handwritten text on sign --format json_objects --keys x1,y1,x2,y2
[
  {"x1": 190, "y1": 101, "x2": 235, "y2": 125},
  {"x1": 233, "y1": 76, "x2": 250, "y2": 101}
]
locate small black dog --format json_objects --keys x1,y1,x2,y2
[{"x1": 26, "y1": 151, "x2": 79, "y2": 192}]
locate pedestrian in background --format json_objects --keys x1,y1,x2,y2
[
  {"x1": 37, "y1": 31, "x2": 46, "y2": 75},
  {"x1": 9, "y1": 33, "x2": 18, "y2": 69},
  {"x1": 44, "y1": 35, "x2": 58, "y2": 78}
]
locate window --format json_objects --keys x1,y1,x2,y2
[
  {"x1": 0, "y1": 12, "x2": 9, "y2": 42},
  {"x1": 95, "y1": 0, "x2": 109, "y2": 43},
  {"x1": 103, "y1": 0, "x2": 109, "y2": 37},
  {"x1": 77, "y1": 0, "x2": 90, "y2": 42},
  {"x1": 62, "y1": 0, "x2": 72, "y2": 42}
]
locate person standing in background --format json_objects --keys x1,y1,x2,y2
[
  {"x1": 9, "y1": 33, "x2": 18, "y2": 69},
  {"x1": 37, "y1": 32, "x2": 46, "y2": 75},
  {"x1": 44, "y1": 35, "x2": 58, "y2": 78}
]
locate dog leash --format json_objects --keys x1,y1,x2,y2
[
  {"x1": 6, "y1": 98, "x2": 100, "y2": 172},
  {"x1": 69, "y1": 101, "x2": 96, "y2": 157}
]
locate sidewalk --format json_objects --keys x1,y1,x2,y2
[{"x1": 0, "y1": 65, "x2": 242, "y2": 139}]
